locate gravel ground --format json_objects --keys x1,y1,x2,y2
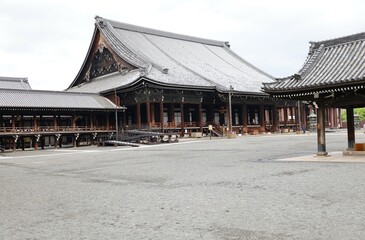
[{"x1": 1, "y1": 131, "x2": 365, "y2": 240}]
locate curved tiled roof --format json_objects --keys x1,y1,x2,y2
[
  {"x1": 69, "y1": 16, "x2": 275, "y2": 94},
  {"x1": 0, "y1": 89, "x2": 118, "y2": 110},
  {"x1": 97, "y1": 18, "x2": 151, "y2": 70},
  {"x1": 0, "y1": 76, "x2": 31, "y2": 90},
  {"x1": 263, "y1": 32, "x2": 365, "y2": 93}
]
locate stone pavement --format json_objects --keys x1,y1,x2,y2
[
  {"x1": 277, "y1": 151, "x2": 365, "y2": 163},
  {"x1": 1, "y1": 132, "x2": 365, "y2": 239}
]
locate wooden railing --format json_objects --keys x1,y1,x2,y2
[
  {"x1": 0, "y1": 126, "x2": 116, "y2": 133},
  {"x1": 128, "y1": 122, "x2": 201, "y2": 130}
]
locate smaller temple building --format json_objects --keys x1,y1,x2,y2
[
  {"x1": 263, "y1": 32, "x2": 365, "y2": 155},
  {"x1": 0, "y1": 76, "x2": 123, "y2": 151}
]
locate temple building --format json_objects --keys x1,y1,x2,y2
[
  {"x1": 67, "y1": 16, "x2": 300, "y2": 136},
  {"x1": 1, "y1": 16, "x2": 314, "y2": 151},
  {"x1": 263, "y1": 32, "x2": 365, "y2": 155},
  {"x1": 0, "y1": 76, "x2": 122, "y2": 151}
]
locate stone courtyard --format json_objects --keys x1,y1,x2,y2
[{"x1": 1, "y1": 132, "x2": 365, "y2": 239}]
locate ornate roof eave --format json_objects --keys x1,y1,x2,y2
[
  {"x1": 267, "y1": 80, "x2": 365, "y2": 99},
  {"x1": 101, "y1": 76, "x2": 269, "y2": 98},
  {"x1": 100, "y1": 77, "x2": 216, "y2": 95}
]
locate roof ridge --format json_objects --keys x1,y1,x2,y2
[
  {"x1": 0, "y1": 88, "x2": 101, "y2": 96},
  {"x1": 297, "y1": 44, "x2": 325, "y2": 79},
  {"x1": 100, "y1": 21, "x2": 151, "y2": 70},
  {"x1": 311, "y1": 32, "x2": 365, "y2": 49},
  {"x1": 96, "y1": 16, "x2": 226, "y2": 47},
  {"x1": 0, "y1": 76, "x2": 29, "y2": 82}
]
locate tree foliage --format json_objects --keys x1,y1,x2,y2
[
  {"x1": 355, "y1": 108, "x2": 365, "y2": 120},
  {"x1": 341, "y1": 108, "x2": 365, "y2": 121}
]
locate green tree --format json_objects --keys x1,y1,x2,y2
[
  {"x1": 341, "y1": 108, "x2": 365, "y2": 121},
  {"x1": 355, "y1": 108, "x2": 365, "y2": 121}
]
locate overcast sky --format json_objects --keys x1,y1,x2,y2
[{"x1": 1, "y1": 0, "x2": 364, "y2": 91}]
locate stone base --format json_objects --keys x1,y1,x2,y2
[
  {"x1": 191, "y1": 132, "x2": 202, "y2": 138},
  {"x1": 343, "y1": 150, "x2": 365, "y2": 156},
  {"x1": 227, "y1": 132, "x2": 237, "y2": 139},
  {"x1": 316, "y1": 151, "x2": 329, "y2": 157}
]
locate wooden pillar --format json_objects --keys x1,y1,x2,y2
[
  {"x1": 328, "y1": 108, "x2": 333, "y2": 128},
  {"x1": 199, "y1": 102, "x2": 203, "y2": 132},
  {"x1": 317, "y1": 104, "x2": 328, "y2": 156},
  {"x1": 346, "y1": 107, "x2": 355, "y2": 149},
  {"x1": 180, "y1": 102, "x2": 185, "y2": 137},
  {"x1": 283, "y1": 107, "x2": 288, "y2": 128},
  {"x1": 301, "y1": 104, "x2": 307, "y2": 127},
  {"x1": 294, "y1": 107, "x2": 299, "y2": 131},
  {"x1": 20, "y1": 115, "x2": 23, "y2": 129},
  {"x1": 259, "y1": 104, "x2": 265, "y2": 133},
  {"x1": 169, "y1": 103, "x2": 174, "y2": 127},
  {"x1": 333, "y1": 108, "x2": 338, "y2": 129},
  {"x1": 273, "y1": 104, "x2": 278, "y2": 133},
  {"x1": 122, "y1": 110, "x2": 126, "y2": 129},
  {"x1": 136, "y1": 102, "x2": 141, "y2": 129},
  {"x1": 41, "y1": 115, "x2": 44, "y2": 129},
  {"x1": 242, "y1": 103, "x2": 248, "y2": 134},
  {"x1": 89, "y1": 113, "x2": 94, "y2": 130},
  {"x1": 160, "y1": 101, "x2": 164, "y2": 131},
  {"x1": 106, "y1": 113, "x2": 110, "y2": 130},
  {"x1": 146, "y1": 100, "x2": 151, "y2": 130},
  {"x1": 33, "y1": 115, "x2": 37, "y2": 131},
  {"x1": 338, "y1": 108, "x2": 342, "y2": 128},
  {"x1": 12, "y1": 115, "x2": 16, "y2": 131},
  {"x1": 53, "y1": 115, "x2": 58, "y2": 131},
  {"x1": 332, "y1": 108, "x2": 336, "y2": 128},
  {"x1": 150, "y1": 102, "x2": 155, "y2": 128},
  {"x1": 72, "y1": 114, "x2": 76, "y2": 130},
  {"x1": 226, "y1": 103, "x2": 231, "y2": 132}
]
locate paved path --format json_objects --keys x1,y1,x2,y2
[{"x1": 1, "y1": 132, "x2": 365, "y2": 239}]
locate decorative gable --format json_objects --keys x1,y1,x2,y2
[
  {"x1": 88, "y1": 46, "x2": 119, "y2": 80},
  {"x1": 71, "y1": 29, "x2": 137, "y2": 87}
]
